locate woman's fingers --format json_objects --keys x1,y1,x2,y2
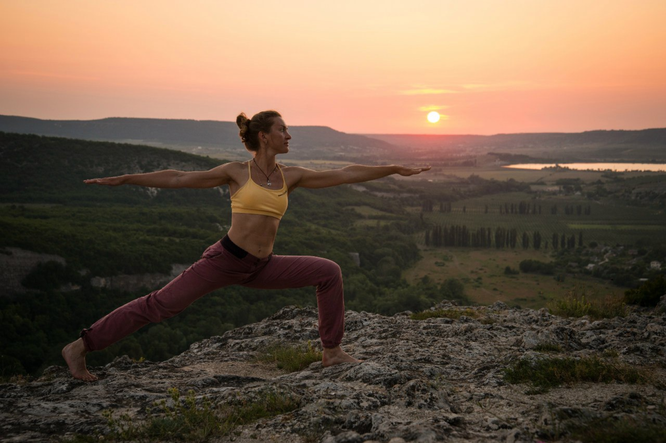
[
  {"x1": 399, "y1": 166, "x2": 431, "y2": 176},
  {"x1": 84, "y1": 177, "x2": 122, "y2": 186}
]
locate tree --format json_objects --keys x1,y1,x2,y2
[
  {"x1": 533, "y1": 231, "x2": 542, "y2": 250},
  {"x1": 624, "y1": 275, "x2": 666, "y2": 307},
  {"x1": 568, "y1": 234, "x2": 576, "y2": 249},
  {"x1": 509, "y1": 228, "x2": 518, "y2": 248}
]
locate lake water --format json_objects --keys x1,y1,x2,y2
[{"x1": 503, "y1": 163, "x2": 666, "y2": 172}]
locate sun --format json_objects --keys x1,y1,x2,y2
[{"x1": 427, "y1": 111, "x2": 440, "y2": 123}]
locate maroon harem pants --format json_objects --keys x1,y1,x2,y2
[{"x1": 80, "y1": 236, "x2": 345, "y2": 351}]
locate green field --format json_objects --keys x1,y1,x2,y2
[
  {"x1": 403, "y1": 247, "x2": 625, "y2": 308},
  {"x1": 408, "y1": 192, "x2": 666, "y2": 246},
  {"x1": 396, "y1": 164, "x2": 666, "y2": 307},
  {"x1": 413, "y1": 158, "x2": 666, "y2": 184}
]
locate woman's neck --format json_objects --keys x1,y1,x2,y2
[{"x1": 252, "y1": 153, "x2": 277, "y2": 170}]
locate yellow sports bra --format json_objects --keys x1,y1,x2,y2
[{"x1": 230, "y1": 162, "x2": 289, "y2": 220}]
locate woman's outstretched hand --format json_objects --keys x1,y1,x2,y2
[
  {"x1": 84, "y1": 176, "x2": 125, "y2": 186},
  {"x1": 396, "y1": 166, "x2": 431, "y2": 176}
]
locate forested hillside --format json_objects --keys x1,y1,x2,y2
[
  {"x1": 0, "y1": 132, "x2": 463, "y2": 377},
  {"x1": 0, "y1": 116, "x2": 397, "y2": 161},
  {"x1": 368, "y1": 129, "x2": 666, "y2": 161}
]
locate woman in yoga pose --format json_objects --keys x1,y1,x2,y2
[{"x1": 62, "y1": 110, "x2": 430, "y2": 381}]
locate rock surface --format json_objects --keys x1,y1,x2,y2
[{"x1": 2, "y1": 302, "x2": 665, "y2": 442}]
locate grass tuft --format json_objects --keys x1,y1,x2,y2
[
  {"x1": 568, "y1": 415, "x2": 666, "y2": 443},
  {"x1": 220, "y1": 388, "x2": 301, "y2": 430},
  {"x1": 549, "y1": 288, "x2": 627, "y2": 320},
  {"x1": 533, "y1": 342, "x2": 563, "y2": 353},
  {"x1": 255, "y1": 341, "x2": 322, "y2": 372},
  {"x1": 411, "y1": 307, "x2": 481, "y2": 321},
  {"x1": 102, "y1": 386, "x2": 300, "y2": 442},
  {"x1": 504, "y1": 354, "x2": 650, "y2": 392}
]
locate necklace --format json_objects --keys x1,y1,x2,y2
[{"x1": 252, "y1": 159, "x2": 278, "y2": 186}]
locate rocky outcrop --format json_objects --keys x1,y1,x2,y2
[
  {"x1": 1, "y1": 302, "x2": 665, "y2": 442},
  {"x1": 0, "y1": 248, "x2": 67, "y2": 295},
  {"x1": 90, "y1": 264, "x2": 190, "y2": 292},
  {"x1": 0, "y1": 246, "x2": 190, "y2": 295}
]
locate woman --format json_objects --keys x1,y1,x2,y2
[{"x1": 62, "y1": 110, "x2": 430, "y2": 381}]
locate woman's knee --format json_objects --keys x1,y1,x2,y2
[{"x1": 318, "y1": 258, "x2": 342, "y2": 283}]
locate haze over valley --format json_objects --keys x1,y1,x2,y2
[{"x1": 2, "y1": 115, "x2": 666, "y2": 164}]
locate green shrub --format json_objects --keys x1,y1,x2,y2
[
  {"x1": 624, "y1": 275, "x2": 666, "y2": 307},
  {"x1": 220, "y1": 388, "x2": 301, "y2": 430},
  {"x1": 104, "y1": 388, "x2": 222, "y2": 441},
  {"x1": 550, "y1": 289, "x2": 627, "y2": 320},
  {"x1": 519, "y1": 259, "x2": 555, "y2": 275},
  {"x1": 504, "y1": 266, "x2": 519, "y2": 275},
  {"x1": 504, "y1": 355, "x2": 649, "y2": 392},
  {"x1": 103, "y1": 387, "x2": 300, "y2": 442},
  {"x1": 568, "y1": 416, "x2": 666, "y2": 443},
  {"x1": 550, "y1": 293, "x2": 592, "y2": 318}
]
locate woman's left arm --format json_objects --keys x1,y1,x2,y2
[{"x1": 291, "y1": 164, "x2": 430, "y2": 189}]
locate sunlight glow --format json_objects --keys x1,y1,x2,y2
[
  {"x1": 1, "y1": 1, "x2": 666, "y2": 133},
  {"x1": 427, "y1": 111, "x2": 440, "y2": 123}
]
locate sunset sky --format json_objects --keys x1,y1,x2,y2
[{"x1": 1, "y1": 0, "x2": 665, "y2": 134}]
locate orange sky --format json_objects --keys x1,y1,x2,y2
[{"x1": 1, "y1": 0, "x2": 665, "y2": 134}]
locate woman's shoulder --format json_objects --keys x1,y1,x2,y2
[
  {"x1": 212, "y1": 161, "x2": 248, "y2": 182},
  {"x1": 279, "y1": 164, "x2": 306, "y2": 172},
  {"x1": 220, "y1": 160, "x2": 249, "y2": 172},
  {"x1": 279, "y1": 164, "x2": 306, "y2": 177}
]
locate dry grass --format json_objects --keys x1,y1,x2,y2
[
  {"x1": 254, "y1": 342, "x2": 322, "y2": 372},
  {"x1": 549, "y1": 289, "x2": 627, "y2": 320}
]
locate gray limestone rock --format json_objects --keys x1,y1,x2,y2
[{"x1": 1, "y1": 303, "x2": 665, "y2": 442}]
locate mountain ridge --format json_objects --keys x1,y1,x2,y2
[
  {"x1": 0, "y1": 115, "x2": 397, "y2": 161},
  {"x1": 3, "y1": 114, "x2": 665, "y2": 161}
]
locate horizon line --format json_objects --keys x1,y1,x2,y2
[{"x1": 0, "y1": 113, "x2": 664, "y2": 138}]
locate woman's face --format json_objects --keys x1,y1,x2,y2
[{"x1": 263, "y1": 117, "x2": 291, "y2": 153}]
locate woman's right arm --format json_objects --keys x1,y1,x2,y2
[{"x1": 84, "y1": 163, "x2": 234, "y2": 189}]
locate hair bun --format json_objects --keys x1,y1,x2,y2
[
  {"x1": 236, "y1": 112, "x2": 251, "y2": 141},
  {"x1": 236, "y1": 112, "x2": 249, "y2": 129}
]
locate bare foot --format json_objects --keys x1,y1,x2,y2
[
  {"x1": 322, "y1": 346, "x2": 362, "y2": 367},
  {"x1": 62, "y1": 338, "x2": 98, "y2": 381}
]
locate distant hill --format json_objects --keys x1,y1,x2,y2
[
  {"x1": 2, "y1": 115, "x2": 664, "y2": 162},
  {"x1": 0, "y1": 131, "x2": 226, "y2": 205},
  {"x1": 0, "y1": 115, "x2": 397, "y2": 161},
  {"x1": 367, "y1": 129, "x2": 666, "y2": 161}
]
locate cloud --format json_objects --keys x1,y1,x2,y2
[
  {"x1": 399, "y1": 88, "x2": 458, "y2": 95},
  {"x1": 418, "y1": 105, "x2": 450, "y2": 112},
  {"x1": 461, "y1": 81, "x2": 538, "y2": 91},
  {"x1": 462, "y1": 84, "x2": 489, "y2": 90}
]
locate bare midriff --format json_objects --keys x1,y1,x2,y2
[{"x1": 227, "y1": 213, "x2": 281, "y2": 258}]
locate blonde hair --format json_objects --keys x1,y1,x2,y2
[{"x1": 236, "y1": 110, "x2": 282, "y2": 151}]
